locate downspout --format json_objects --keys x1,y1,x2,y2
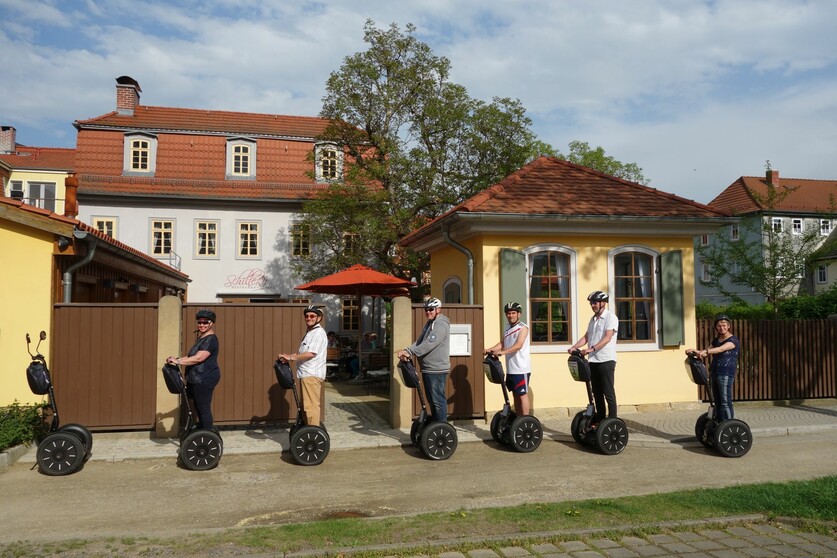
[
  {"x1": 62, "y1": 229, "x2": 98, "y2": 303},
  {"x1": 442, "y1": 220, "x2": 474, "y2": 304}
]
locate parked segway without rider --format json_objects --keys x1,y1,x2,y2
[
  {"x1": 25, "y1": 330, "x2": 93, "y2": 475},
  {"x1": 567, "y1": 290, "x2": 628, "y2": 455},
  {"x1": 685, "y1": 314, "x2": 752, "y2": 457}
]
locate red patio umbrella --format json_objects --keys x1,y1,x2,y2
[{"x1": 295, "y1": 264, "x2": 416, "y2": 372}]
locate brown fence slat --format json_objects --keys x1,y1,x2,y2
[{"x1": 696, "y1": 319, "x2": 837, "y2": 402}]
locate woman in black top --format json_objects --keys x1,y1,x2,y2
[{"x1": 167, "y1": 309, "x2": 221, "y2": 430}]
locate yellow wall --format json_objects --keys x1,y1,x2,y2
[
  {"x1": 0, "y1": 219, "x2": 55, "y2": 406},
  {"x1": 7, "y1": 169, "x2": 67, "y2": 215},
  {"x1": 430, "y1": 233, "x2": 701, "y2": 413}
]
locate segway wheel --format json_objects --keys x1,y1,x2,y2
[
  {"x1": 489, "y1": 411, "x2": 504, "y2": 443},
  {"x1": 694, "y1": 413, "x2": 713, "y2": 448},
  {"x1": 291, "y1": 426, "x2": 330, "y2": 466},
  {"x1": 420, "y1": 422, "x2": 458, "y2": 460},
  {"x1": 37, "y1": 432, "x2": 84, "y2": 476},
  {"x1": 181, "y1": 430, "x2": 223, "y2": 470},
  {"x1": 510, "y1": 415, "x2": 543, "y2": 453},
  {"x1": 59, "y1": 423, "x2": 93, "y2": 461},
  {"x1": 713, "y1": 419, "x2": 752, "y2": 458},
  {"x1": 570, "y1": 411, "x2": 590, "y2": 444},
  {"x1": 595, "y1": 418, "x2": 628, "y2": 455}
]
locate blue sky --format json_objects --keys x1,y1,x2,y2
[{"x1": 1, "y1": 0, "x2": 835, "y2": 203}]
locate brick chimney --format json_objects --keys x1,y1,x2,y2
[
  {"x1": 115, "y1": 76, "x2": 141, "y2": 116},
  {"x1": 766, "y1": 169, "x2": 780, "y2": 187},
  {"x1": 0, "y1": 126, "x2": 15, "y2": 153},
  {"x1": 64, "y1": 173, "x2": 79, "y2": 218}
]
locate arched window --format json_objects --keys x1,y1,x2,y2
[
  {"x1": 610, "y1": 247, "x2": 657, "y2": 342},
  {"x1": 443, "y1": 277, "x2": 462, "y2": 304}
]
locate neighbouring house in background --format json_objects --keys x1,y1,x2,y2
[
  {"x1": 0, "y1": 195, "x2": 189, "y2": 406},
  {"x1": 71, "y1": 76, "x2": 380, "y2": 339},
  {"x1": 400, "y1": 155, "x2": 731, "y2": 412},
  {"x1": 695, "y1": 169, "x2": 837, "y2": 305},
  {"x1": 0, "y1": 125, "x2": 74, "y2": 215}
]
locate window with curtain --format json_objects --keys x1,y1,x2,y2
[
  {"x1": 528, "y1": 249, "x2": 571, "y2": 344},
  {"x1": 613, "y1": 251, "x2": 655, "y2": 342}
]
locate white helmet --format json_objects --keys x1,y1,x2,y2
[{"x1": 423, "y1": 297, "x2": 442, "y2": 310}]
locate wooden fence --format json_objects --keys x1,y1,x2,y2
[{"x1": 696, "y1": 319, "x2": 837, "y2": 401}]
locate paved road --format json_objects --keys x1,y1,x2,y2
[{"x1": 1, "y1": 429, "x2": 835, "y2": 546}]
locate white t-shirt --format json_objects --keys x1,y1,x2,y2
[
  {"x1": 503, "y1": 321, "x2": 531, "y2": 374},
  {"x1": 297, "y1": 325, "x2": 328, "y2": 379},
  {"x1": 586, "y1": 308, "x2": 619, "y2": 363}
]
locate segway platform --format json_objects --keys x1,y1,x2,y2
[
  {"x1": 26, "y1": 331, "x2": 92, "y2": 476},
  {"x1": 273, "y1": 360, "x2": 330, "y2": 465},
  {"x1": 686, "y1": 353, "x2": 752, "y2": 457},
  {"x1": 398, "y1": 360, "x2": 458, "y2": 460},
  {"x1": 483, "y1": 355, "x2": 542, "y2": 452},
  {"x1": 567, "y1": 350, "x2": 628, "y2": 455},
  {"x1": 162, "y1": 363, "x2": 223, "y2": 470}
]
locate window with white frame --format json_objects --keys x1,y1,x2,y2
[
  {"x1": 195, "y1": 220, "x2": 219, "y2": 258},
  {"x1": 730, "y1": 224, "x2": 739, "y2": 241},
  {"x1": 527, "y1": 248, "x2": 573, "y2": 344},
  {"x1": 821, "y1": 219, "x2": 833, "y2": 236},
  {"x1": 26, "y1": 182, "x2": 56, "y2": 212},
  {"x1": 699, "y1": 234, "x2": 709, "y2": 246},
  {"x1": 92, "y1": 217, "x2": 118, "y2": 238},
  {"x1": 151, "y1": 219, "x2": 174, "y2": 256},
  {"x1": 612, "y1": 248, "x2": 656, "y2": 342},
  {"x1": 817, "y1": 265, "x2": 827, "y2": 284},
  {"x1": 315, "y1": 143, "x2": 343, "y2": 181},
  {"x1": 443, "y1": 277, "x2": 462, "y2": 304},
  {"x1": 701, "y1": 263, "x2": 712, "y2": 283},
  {"x1": 291, "y1": 222, "x2": 310, "y2": 257},
  {"x1": 342, "y1": 232, "x2": 358, "y2": 255},
  {"x1": 771, "y1": 217, "x2": 783, "y2": 233},
  {"x1": 123, "y1": 133, "x2": 157, "y2": 175},
  {"x1": 792, "y1": 218, "x2": 802, "y2": 235},
  {"x1": 9, "y1": 180, "x2": 24, "y2": 200},
  {"x1": 237, "y1": 221, "x2": 260, "y2": 258},
  {"x1": 226, "y1": 138, "x2": 256, "y2": 179}
]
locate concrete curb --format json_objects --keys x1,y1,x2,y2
[{"x1": 0, "y1": 443, "x2": 32, "y2": 470}]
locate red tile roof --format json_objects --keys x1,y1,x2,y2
[
  {"x1": 0, "y1": 195, "x2": 188, "y2": 281},
  {"x1": 0, "y1": 146, "x2": 75, "y2": 171},
  {"x1": 75, "y1": 106, "x2": 332, "y2": 139},
  {"x1": 708, "y1": 174, "x2": 837, "y2": 215},
  {"x1": 401, "y1": 156, "x2": 726, "y2": 245},
  {"x1": 77, "y1": 174, "x2": 333, "y2": 201}
]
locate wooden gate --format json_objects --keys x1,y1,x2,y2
[
  {"x1": 411, "y1": 304, "x2": 485, "y2": 420},
  {"x1": 52, "y1": 304, "x2": 159, "y2": 429},
  {"x1": 696, "y1": 319, "x2": 837, "y2": 401}
]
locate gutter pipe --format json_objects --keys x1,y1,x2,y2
[
  {"x1": 62, "y1": 229, "x2": 98, "y2": 303},
  {"x1": 442, "y1": 220, "x2": 474, "y2": 304}
]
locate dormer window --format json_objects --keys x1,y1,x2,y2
[
  {"x1": 123, "y1": 133, "x2": 157, "y2": 176},
  {"x1": 226, "y1": 138, "x2": 256, "y2": 180},
  {"x1": 315, "y1": 143, "x2": 343, "y2": 182}
]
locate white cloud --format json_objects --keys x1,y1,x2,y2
[{"x1": 0, "y1": 0, "x2": 835, "y2": 203}]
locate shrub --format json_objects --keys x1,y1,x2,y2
[{"x1": 0, "y1": 401, "x2": 47, "y2": 452}]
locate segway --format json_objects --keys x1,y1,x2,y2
[
  {"x1": 161, "y1": 363, "x2": 223, "y2": 470},
  {"x1": 273, "y1": 359, "x2": 330, "y2": 465},
  {"x1": 567, "y1": 350, "x2": 628, "y2": 455},
  {"x1": 398, "y1": 360, "x2": 458, "y2": 460},
  {"x1": 25, "y1": 331, "x2": 93, "y2": 475},
  {"x1": 483, "y1": 355, "x2": 542, "y2": 452},
  {"x1": 686, "y1": 352, "x2": 752, "y2": 457}
]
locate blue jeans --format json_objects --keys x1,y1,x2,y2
[
  {"x1": 421, "y1": 372, "x2": 449, "y2": 423},
  {"x1": 712, "y1": 374, "x2": 735, "y2": 422}
]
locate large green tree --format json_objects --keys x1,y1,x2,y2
[{"x1": 698, "y1": 163, "x2": 836, "y2": 315}]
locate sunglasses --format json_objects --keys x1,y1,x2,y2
[{"x1": 197, "y1": 320, "x2": 211, "y2": 325}]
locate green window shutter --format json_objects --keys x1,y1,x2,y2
[
  {"x1": 660, "y1": 250, "x2": 684, "y2": 346},
  {"x1": 500, "y1": 248, "x2": 527, "y2": 327}
]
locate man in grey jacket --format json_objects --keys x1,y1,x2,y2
[{"x1": 397, "y1": 298, "x2": 451, "y2": 422}]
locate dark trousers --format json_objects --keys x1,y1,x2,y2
[
  {"x1": 589, "y1": 360, "x2": 617, "y2": 422},
  {"x1": 187, "y1": 380, "x2": 218, "y2": 430}
]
